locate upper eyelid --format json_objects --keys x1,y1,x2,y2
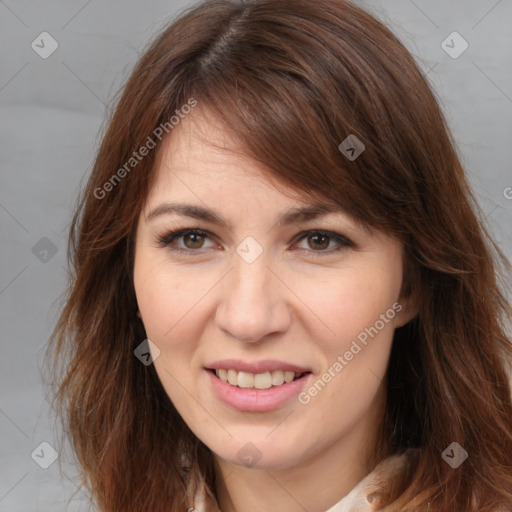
[{"x1": 158, "y1": 227, "x2": 353, "y2": 249}]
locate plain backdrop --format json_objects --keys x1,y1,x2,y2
[{"x1": 1, "y1": 0, "x2": 511, "y2": 510}]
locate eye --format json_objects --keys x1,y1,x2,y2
[
  {"x1": 157, "y1": 228, "x2": 216, "y2": 252},
  {"x1": 157, "y1": 227, "x2": 353, "y2": 256},
  {"x1": 293, "y1": 230, "x2": 353, "y2": 256}
]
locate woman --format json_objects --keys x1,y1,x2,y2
[{"x1": 47, "y1": 0, "x2": 512, "y2": 510}]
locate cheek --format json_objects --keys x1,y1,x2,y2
[
  {"x1": 133, "y1": 257, "x2": 219, "y2": 386},
  {"x1": 134, "y1": 265, "x2": 172, "y2": 338},
  {"x1": 133, "y1": 261, "x2": 200, "y2": 398},
  {"x1": 296, "y1": 271, "x2": 399, "y2": 427},
  {"x1": 312, "y1": 263, "x2": 402, "y2": 348},
  {"x1": 299, "y1": 263, "x2": 401, "y2": 414},
  {"x1": 134, "y1": 258, "x2": 202, "y2": 341},
  {"x1": 133, "y1": 275, "x2": 219, "y2": 440}
]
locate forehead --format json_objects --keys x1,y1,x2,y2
[
  {"x1": 143, "y1": 106, "x2": 370, "y2": 234},
  {"x1": 148, "y1": 106, "x2": 318, "y2": 205}
]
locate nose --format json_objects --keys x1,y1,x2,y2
[{"x1": 214, "y1": 254, "x2": 292, "y2": 343}]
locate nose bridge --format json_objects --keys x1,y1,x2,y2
[
  {"x1": 233, "y1": 251, "x2": 273, "y2": 301},
  {"x1": 231, "y1": 234, "x2": 275, "y2": 306},
  {"x1": 215, "y1": 246, "x2": 290, "y2": 342}
]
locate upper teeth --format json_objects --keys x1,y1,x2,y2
[{"x1": 215, "y1": 369, "x2": 303, "y2": 389}]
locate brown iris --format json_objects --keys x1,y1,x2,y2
[
  {"x1": 307, "y1": 233, "x2": 330, "y2": 250},
  {"x1": 183, "y1": 232, "x2": 205, "y2": 249}
]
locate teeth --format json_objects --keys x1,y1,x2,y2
[
  {"x1": 214, "y1": 369, "x2": 304, "y2": 389},
  {"x1": 227, "y1": 369, "x2": 237, "y2": 386},
  {"x1": 284, "y1": 371, "x2": 295, "y2": 383},
  {"x1": 254, "y1": 372, "x2": 272, "y2": 389},
  {"x1": 237, "y1": 371, "x2": 254, "y2": 388},
  {"x1": 271, "y1": 370, "x2": 284, "y2": 386}
]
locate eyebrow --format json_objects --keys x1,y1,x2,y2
[{"x1": 146, "y1": 201, "x2": 345, "y2": 228}]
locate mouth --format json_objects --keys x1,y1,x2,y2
[
  {"x1": 208, "y1": 368, "x2": 311, "y2": 389},
  {"x1": 205, "y1": 359, "x2": 313, "y2": 411}
]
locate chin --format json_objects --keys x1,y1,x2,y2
[{"x1": 208, "y1": 435, "x2": 307, "y2": 471}]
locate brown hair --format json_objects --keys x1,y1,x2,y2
[{"x1": 47, "y1": 0, "x2": 512, "y2": 510}]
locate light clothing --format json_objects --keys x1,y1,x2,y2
[{"x1": 193, "y1": 449, "x2": 416, "y2": 512}]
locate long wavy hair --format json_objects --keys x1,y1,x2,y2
[{"x1": 47, "y1": 0, "x2": 512, "y2": 510}]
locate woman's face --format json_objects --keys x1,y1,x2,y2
[{"x1": 133, "y1": 108, "x2": 415, "y2": 472}]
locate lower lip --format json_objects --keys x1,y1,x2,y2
[{"x1": 206, "y1": 370, "x2": 311, "y2": 412}]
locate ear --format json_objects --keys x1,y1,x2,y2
[
  {"x1": 394, "y1": 292, "x2": 420, "y2": 328},
  {"x1": 136, "y1": 310, "x2": 142, "y2": 319},
  {"x1": 395, "y1": 247, "x2": 420, "y2": 328}
]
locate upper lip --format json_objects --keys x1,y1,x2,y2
[{"x1": 206, "y1": 359, "x2": 312, "y2": 374}]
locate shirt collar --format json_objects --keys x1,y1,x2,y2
[{"x1": 194, "y1": 448, "x2": 418, "y2": 512}]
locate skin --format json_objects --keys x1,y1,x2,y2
[{"x1": 133, "y1": 107, "x2": 418, "y2": 512}]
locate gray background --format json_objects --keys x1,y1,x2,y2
[{"x1": 1, "y1": 0, "x2": 511, "y2": 510}]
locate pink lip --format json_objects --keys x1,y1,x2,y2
[
  {"x1": 206, "y1": 369, "x2": 312, "y2": 412},
  {"x1": 206, "y1": 359, "x2": 311, "y2": 374}
]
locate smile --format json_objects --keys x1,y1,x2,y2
[
  {"x1": 206, "y1": 366, "x2": 312, "y2": 412},
  {"x1": 213, "y1": 369, "x2": 307, "y2": 389}
]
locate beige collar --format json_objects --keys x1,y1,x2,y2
[
  {"x1": 194, "y1": 449, "x2": 417, "y2": 512},
  {"x1": 324, "y1": 450, "x2": 415, "y2": 511}
]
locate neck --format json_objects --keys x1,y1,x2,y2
[{"x1": 213, "y1": 384, "x2": 388, "y2": 512}]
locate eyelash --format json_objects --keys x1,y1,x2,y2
[{"x1": 156, "y1": 227, "x2": 353, "y2": 257}]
